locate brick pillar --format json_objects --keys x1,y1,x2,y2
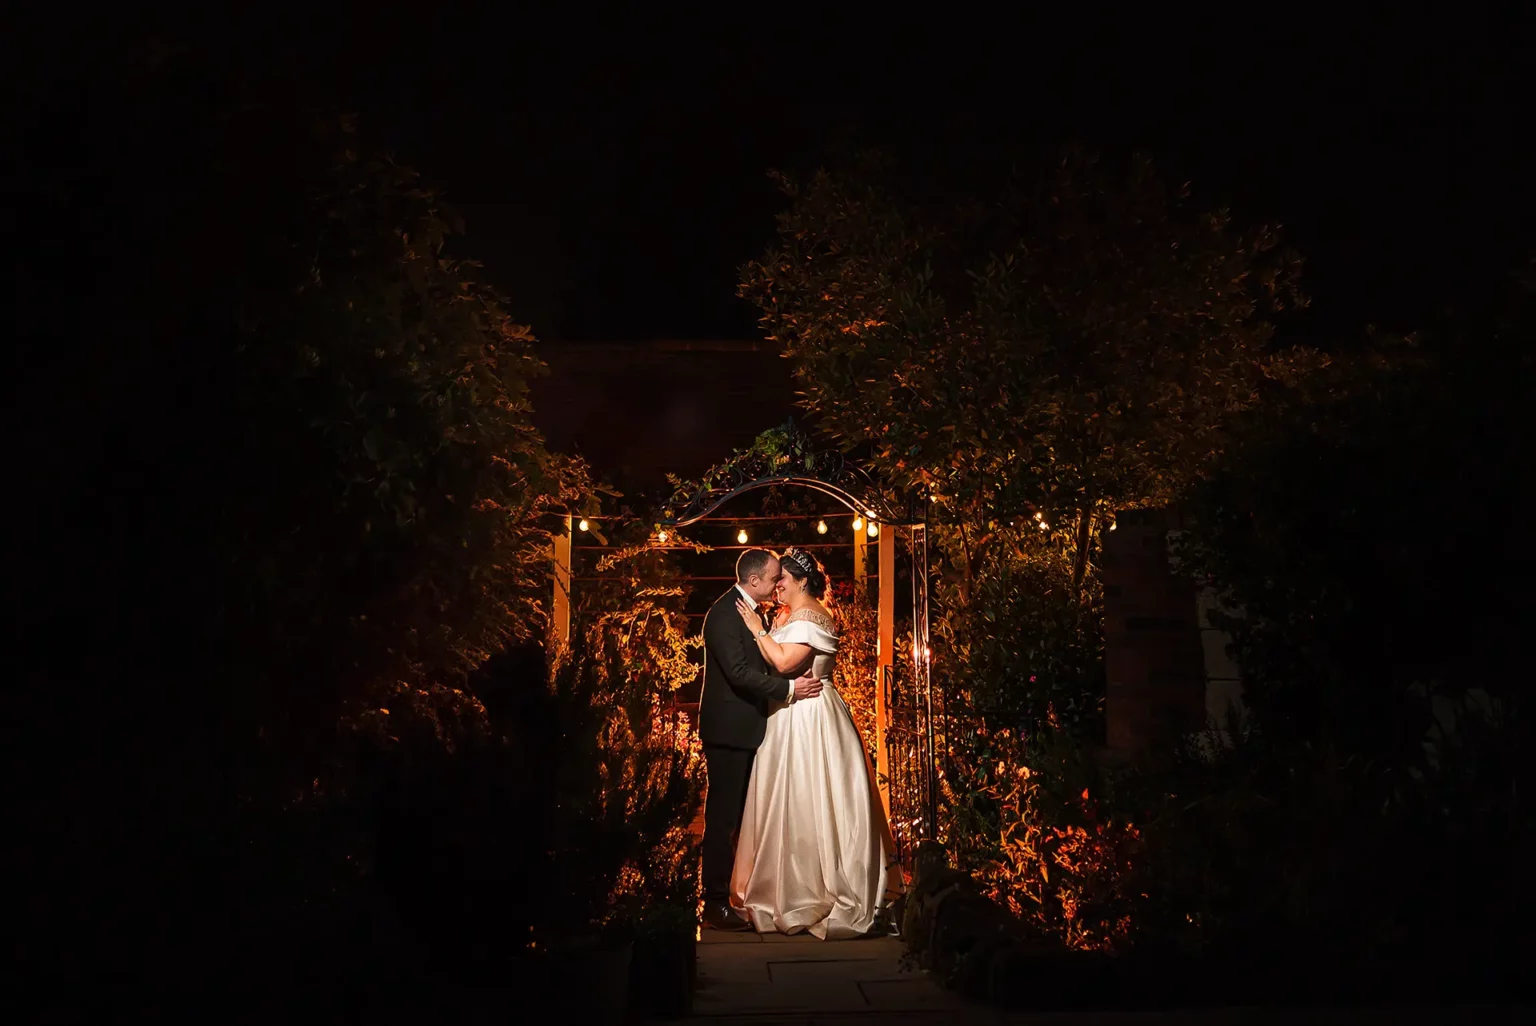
[{"x1": 1101, "y1": 507, "x2": 1207, "y2": 757}]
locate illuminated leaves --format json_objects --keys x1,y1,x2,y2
[
  {"x1": 829, "y1": 582, "x2": 881, "y2": 760},
  {"x1": 950, "y1": 726, "x2": 1144, "y2": 952},
  {"x1": 742, "y1": 147, "x2": 1322, "y2": 575}
]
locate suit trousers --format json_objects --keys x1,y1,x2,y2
[{"x1": 701, "y1": 743, "x2": 757, "y2": 902}]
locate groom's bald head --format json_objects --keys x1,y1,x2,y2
[
  {"x1": 736, "y1": 548, "x2": 782, "y2": 603},
  {"x1": 736, "y1": 548, "x2": 778, "y2": 584}
]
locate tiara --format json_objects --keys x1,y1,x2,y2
[{"x1": 783, "y1": 548, "x2": 817, "y2": 575}]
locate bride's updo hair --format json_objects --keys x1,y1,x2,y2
[{"x1": 780, "y1": 546, "x2": 829, "y2": 600}]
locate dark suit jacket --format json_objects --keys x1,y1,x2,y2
[{"x1": 698, "y1": 586, "x2": 792, "y2": 749}]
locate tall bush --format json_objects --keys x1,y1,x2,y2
[
  {"x1": 12, "y1": 47, "x2": 593, "y2": 994},
  {"x1": 1160, "y1": 305, "x2": 1532, "y2": 963}
]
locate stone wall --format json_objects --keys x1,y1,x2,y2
[
  {"x1": 1196, "y1": 586, "x2": 1245, "y2": 739},
  {"x1": 530, "y1": 339, "x2": 794, "y2": 489},
  {"x1": 1101, "y1": 507, "x2": 1232, "y2": 757}
]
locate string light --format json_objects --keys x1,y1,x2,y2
[
  {"x1": 1108, "y1": 521, "x2": 1118, "y2": 531},
  {"x1": 867, "y1": 521, "x2": 879, "y2": 538},
  {"x1": 736, "y1": 529, "x2": 748, "y2": 544},
  {"x1": 1038, "y1": 521, "x2": 1049, "y2": 531},
  {"x1": 577, "y1": 518, "x2": 589, "y2": 532},
  {"x1": 852, "y1": 515, "x2": 865, "y2": 532},
  {"x1": 816, "y1": 519, "x2": 828, "y2": 534},
  {"x1": 656, "y1": 530, "x2": 669, "y2": 544},
  {"x1": 1034, "y1": 511, "x2": 1044, "y2": 521}
]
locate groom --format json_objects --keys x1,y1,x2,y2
[{"x1": 698, "y1": 548, "x2": 822, "y2": 931}]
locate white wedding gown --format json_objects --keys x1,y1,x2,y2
[{"x1": 730, "y1": 609, "x2": 900, "y2": 938}]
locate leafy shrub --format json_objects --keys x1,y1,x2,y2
[
  {"x1": 946, "y1": 721, "x2": 1141, "y2": 953},
  {"x1": 932, "y1": 526, "x2": 1104, "y2": 741},
  {"x1": 576, "y1": 522, "x2": 707, "y2": 911},
  {"x1": 829, "y1": 581, "x2": 880, "y2": 760},
  {"x1": 13, "y1": 51, "x2": 592, "y2": 1000}
]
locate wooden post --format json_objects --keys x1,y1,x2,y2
[
  {"x1": 853, "y1": 516, "x2": 869, "y2": 596},
  {"x1": 875, "y1": 522, "x2": 896, "y2": 815},
  {"x1": 551, "y1": 513, "x2": 572, "y2": 647}
]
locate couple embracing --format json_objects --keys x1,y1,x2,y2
[{"x1": 697, "y1": 546, "x2": 902, "y2": 938}]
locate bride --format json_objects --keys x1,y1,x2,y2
[{"x1": 728, "y1": 546, "x2": 901, "y2": 939}]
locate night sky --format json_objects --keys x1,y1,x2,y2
[
  {"x1": 14, "y1": 15, "x2": 1528, "y2": 348},
  {"x1": 290, "y1": 15, "x2": 1533, "y2": 347}
]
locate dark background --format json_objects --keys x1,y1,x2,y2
[
  {"x1": 311, "y1": 14, "x2": 1532, "y2": 346},
  {"x1": 10, "y1": 12, "x2": 1531, "y2": 482},
  {"x1": 5, "y1": 14, "x2": 1530, "y2": 1010}
]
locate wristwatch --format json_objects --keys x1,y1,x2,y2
[{"x1": 756, "y1": 628, "x2": 769, "y2": 638}]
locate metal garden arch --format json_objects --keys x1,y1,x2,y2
[{"x1": 653, "y1": 422, "x2": 938, "y2": 861}]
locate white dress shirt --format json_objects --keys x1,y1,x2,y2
[{"x1": 735, "y1": 583, "x2": 797, "y2": 704}]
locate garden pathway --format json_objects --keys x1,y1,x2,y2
[
  {"x1": 692, "y1": 929, "x2": 961, "y2": 1018},
  {"x1": 676, "y1": 931, "x2": 1517, "y2": 1026}
]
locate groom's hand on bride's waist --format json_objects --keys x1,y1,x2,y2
[{"x1": 792, "y1": 673, "x2": 823, "y2": 701}]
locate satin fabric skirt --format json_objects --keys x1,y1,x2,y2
[{"x1": 730, "y1": 685, "x2": 897, "y2": 939}]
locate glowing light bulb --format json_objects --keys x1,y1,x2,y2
[
  {"x1": 1034, "y1": 511, "x2": 1044, "y2": 521},
  {"x1": 1108, "y1": 521, "x2": 1118, "y2": 531},
  {"x1": 736, "y1": 529, "x2": 748, "y2": 544},
  {"x1": 816, "y1": 519, "x2": 828, "y2": 535},
  {"x1": 852, "y1": 515, "x2": 864, "y2": 532},
  {"x1": 1038, "y1": 521, "x2": 1049, "y2": 531},
  {"x1": 577, "y1": 518, "x2": 589, "y2": 532},
  {"x1": 657, "y1": 530, "x2": 669, "y2": 544},
  {"x1": 867, "y1": 521, "x2": 879, "y2": 538}
]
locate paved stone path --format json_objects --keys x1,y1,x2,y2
[
  {"x1": 678, "y1": 929, "x2": 1520, "y2": 1026},
  {"x1": 693, "y1": 929, "x2": 963, "y2": 1018}
]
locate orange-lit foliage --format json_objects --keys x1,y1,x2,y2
[
  {"x1": 605, "y1": 699, "x2": 705, "y2": 910},
  {"x1": 947, "y1": 723, "x2": 1143, "y2": 953},
  {"x1": 353, "y1": 680, "x2": 492, "y2": 754},
  {"x1": 578, "y1": 539, "x2": 706, "y2": 911},
  {"x1": 829, "y1": 581, "x2": 879, "y2": 760}
]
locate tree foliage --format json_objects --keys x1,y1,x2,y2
[
  {"x1": 13, "y1": 47, "x2": 592, "y2": 992},
  {"x1": 933, "y1": 528, "x2": 1106, "y2": 735},
  {"x1": 1145, "y1": 269, "x2": 1536, "y2": 965},
  {"x1": 741, "y1": 148, "x2": 1323, "y2": 592},
  {"x1": 219, "y1": 137, "x2": 592, "y2": 753},
  {"x1": 19, "y1": 54, "x2": 590, "y2": 761},
  {"x1": 1177, "y1": 296, "x2": 1531, "y2": 774}
]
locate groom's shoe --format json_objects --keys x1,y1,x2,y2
[{"x1": 701, "y1": 901, "x2": 752, "y2": 932}]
